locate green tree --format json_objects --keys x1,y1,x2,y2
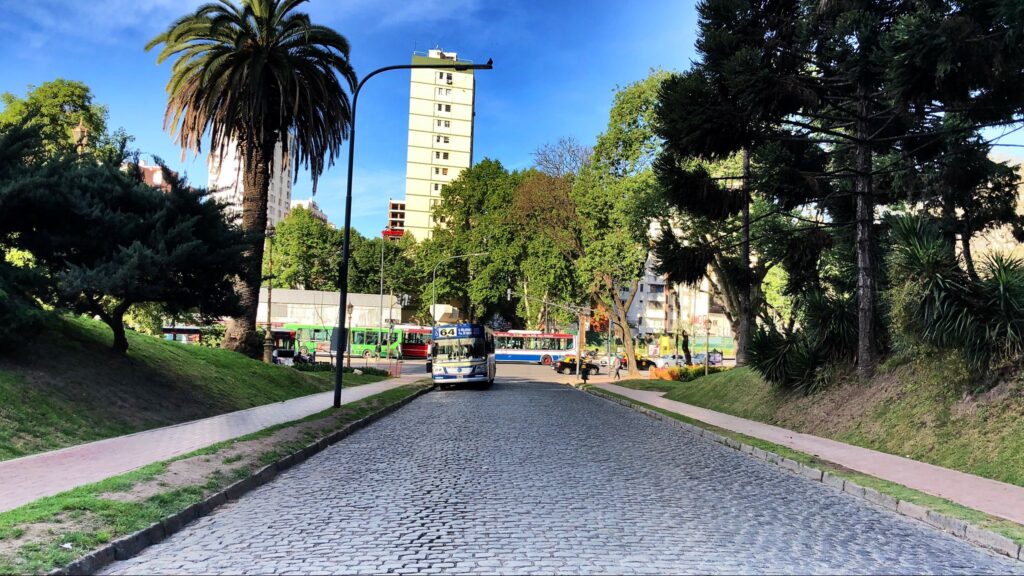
[
  {"x1": 0, "y1": 153, "x2": 245, "y2": 353},
  {"x1": 574, "y1": 71, "x2": 669, "y2": 376},
  {"x1": 668, "y1": 0, "x2": 1024, "y2": 378},
  {"x1": 147, "y1": 0, "x2": 357, "y2": 357},
  {"x1": 429, "y1": 159, "x2": 525, "y2": 324},
  {"x1": 0, "y1": 79, "x2": 108, "y2": 157},
  {"x1": 263, "y1": 206, "x2": 340, "y2": 291}
]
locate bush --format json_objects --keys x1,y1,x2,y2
[
  {"x1": 292, "y1": 363, "x2": 390, "y2": 377},
  {"x1": 887, "y1": 215, "x2": 1024, "y2": 376},
  {"x1": 747, "y1": 325, "x2": 832, "y2": 395},
  {"x1": 651, "y1": 365, "x2": 727, "y2": 382}
]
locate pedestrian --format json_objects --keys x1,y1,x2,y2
[{"x1": 614, "y1": 359, "x2": 622, "y2": 380}]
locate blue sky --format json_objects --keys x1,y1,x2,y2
[{"x1": 0, "y1": 0, "x2": 699, "y2": 236}]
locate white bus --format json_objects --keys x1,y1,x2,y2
[
  {"x1": 431, "y1": 323, "x2": 496, "y2": 389},
  {"x1": 494, "y1": 330, "x2": 575, "y2": 365}
]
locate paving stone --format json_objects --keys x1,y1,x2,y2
[{"x1": 101, "y1": 377, "x2": 1024, "y2": 575}]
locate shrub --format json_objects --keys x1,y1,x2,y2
[
  {"x1": 651, "y1": 365, "x2": 726, "y2": 382},
  {"x1": 886, "y1": 215, "x2": 1024, "y2": 375},
  {"x1": 747, "y1": 325, "x2": 832, "y2": 395},
  {"x1": 292, "y1": 364, "x2": 390, "y2": 377}
]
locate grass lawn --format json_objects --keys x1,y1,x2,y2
[
  {"x1": 589, "y1": 386, "x2": 1024, "y2": 547},
  {"x1": 0, "y1": 384, "x2": 428, "y2": 574},
  {"x1": 611, "y1": 361, "x2": 1024, "y2": 489},
  {"x1": 0, "y1": 315, "x2": 387, "y2": 461}
]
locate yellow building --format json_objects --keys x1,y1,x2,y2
[{"x1": 389, "y1": 49, "x2": 477, "y2": 241}]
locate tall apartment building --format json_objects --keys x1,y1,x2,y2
[
  {"x1": 208, "y1": 139, "x2": 293, "y2": 227},
  {"x1": 389, "y1": 49, "x2": 477, "y2": 241},
  {"x1": 290, "y1": 198, "x2": 330, "y2": 226}
]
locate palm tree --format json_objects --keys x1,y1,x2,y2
[{"x1": 147, "y1": 0, "x2": 356, "y2": 357}]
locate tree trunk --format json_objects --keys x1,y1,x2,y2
[
  {"x1": 962, "y1": 233, "x2": 979, "y2": 282},
  {"x1": 609, "y1": 278, "x2": 641, "y2": 376},
  {"x1": 99, "y1": 301, "x2": 132, "y2": 354},
  {"x1": 681, "y1": 330, "x2": 692, "y2": 365},
  {"x1": 223, "y1": 136, "x2": 273, "y2": 358},
  {"x1": 735, "y1": 149, "x2": 752, "y2": 367},
  {"x1": 961, "y1": 208, "x2": 980, "y2": 282},
  {"x1": 855, "y1": 89, "x2": 877, "y2": 379}
]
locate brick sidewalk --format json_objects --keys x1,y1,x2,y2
[
  {"x1": 0, "y1": 375, "x2": 423, "y2": 513},
  {"x1": 596, "y1": 382, "x2": 1024, "y2": 526}
]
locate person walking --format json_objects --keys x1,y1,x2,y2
[{"x1": 614, "y1": 359, "x2": 622, "y2": 380}]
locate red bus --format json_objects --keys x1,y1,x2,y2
[{"x1": 397, "y1": 325, "x2": 432, "y2": 359}]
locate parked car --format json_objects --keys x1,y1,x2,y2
[
  {"x1": 597, "y1": 354, "x2": 625, "y2": 368},
  {"x1": 554, "y1": 355, "x2": 600, "y2": 375},
  {"x1": 689, "y1": 352, "x2": 724, "y2": 366},
  {"x1": 653, "y1": 354, "x2": 687, "y2": 369},
  {"x1": 633, "y1": 357, "x2": 655, "y2": 370}
]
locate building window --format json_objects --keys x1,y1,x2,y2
[
  {"x1": 438, "y1": 72, "x2": 444, "y2": 79},
  {"x1": 442, "y1": 152, "x2": 449, "y2": 160},
  {"x1": 433, "y1": 183, "x2": 440, "y2": 191},
  {"x1": 438, "y1": 87, "x2": 444, "y2": 95},
  {"x1": 435, "y1": 151, "x2": 441, "y2": 159},
  {"x1": 446, "y1": 72, "x2": 452, "y2": 81},
  {"x1": 445, "y1": 88, "x2": 451, "y2": 95},
  {"x1": 442, "y1": 168, "x2": 449, "y2": 176},
  {"x1": 436, "y1": 120, "x2": 442, "y2": 127},
  {"x1": 650, "y1": 284, "x2": 665, "y2": 294},
  {"x1": 437, "y1": 103, "x2": 443, "y2": 111},
  {"x1": 444, "y1": 120, "x2": 450, "y2": 127},
  {"x1": 444, "y1": 104, "x2": 451, "y2": 112},
  {"x1": 434, "y1": 167, "x2": 440, "y2": 175},
  {"x1": 443, "y1": 136, "x2": 450, "y2": 144},
  {"x1": 436, "y1": 135, "x2": 442, "y2": 143}
]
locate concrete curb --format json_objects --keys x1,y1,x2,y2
[
  {"x1": 50, "y1": 385, "x2": 434, "y2": 576},
  {"x1": 582, "y1": 385, "x2": 1024, "y2": 562}
]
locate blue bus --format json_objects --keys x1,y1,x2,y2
[{"x1": 431, "y1": 323, "x2": 496, "y2": 389}]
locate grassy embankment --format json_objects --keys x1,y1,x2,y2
[
  {"x1": 0, "y1": 315, "x2": 386, "y2": 461},
  {"x1": 0, "y1": 383, "x2": 429, "y2": 574},
  {"x1": 615, "y1": 359, "x2": 1024, "y2": 487}
]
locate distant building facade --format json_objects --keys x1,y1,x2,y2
[
  {"x1": 208, "y1": 139, "x2": 293, "y2": 226},
  {"x1": 389, "y1": 49, "x2": 478, "y2": 241},
  {"x1": 134, "y1": 159, "x2": 174, "y2": 192},
  {"x1": 289, "y1": 198, "x2": 330, "y2": 226},
  {"x1": 256, "y1": 288, "x2": 402, "y2": 329}
]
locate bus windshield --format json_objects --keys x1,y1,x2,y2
[{"x1": 434, "y1": 338, "x2": 486, "y2": 361}]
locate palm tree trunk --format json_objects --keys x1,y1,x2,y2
[{"x1": 223, "y1": 136, "x2": 273, "y2": 358}]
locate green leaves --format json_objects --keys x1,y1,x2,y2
[{"x1": 147, "y1": 0, "x2": 356, "y2": 193}]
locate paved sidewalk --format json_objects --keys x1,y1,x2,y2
[
  {"x1": 596, "y1": 382, "x2": 1024, "y2": 526},
  {"x1": 0, "y1": 374, "x2": 423, "y2": 513}
]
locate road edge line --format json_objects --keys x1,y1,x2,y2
[
  {"x1": 579, "y1": 384, "x2": 1023, "y2": 562},
  {"x1": 50, "y1": 384, "x2": 435, "y2": 576}
]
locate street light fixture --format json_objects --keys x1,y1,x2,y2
[
  {"x1": 71, "y1": 117, "x2": 89, "y2": 154},
  {"x1": 333, "y1": 58, "x2": 494, "y2": 407},
  {"x1": 431, "y1": 252, "x2": 488, "y2": 326}
]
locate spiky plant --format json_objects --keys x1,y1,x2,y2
[{"x1": 147, "y1": 0, "x2": 357, "y2": 356}]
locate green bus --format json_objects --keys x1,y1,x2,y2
[{"x1": 284, "y1": 324, "x2": 403, "y2": 359}]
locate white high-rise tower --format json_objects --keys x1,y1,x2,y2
[
  {"x1": 208, "y1": 139, "x2": 293, "y2": 227},
  {"x1": 389, "y1": 49, "x2": 476, "y2": 241}
]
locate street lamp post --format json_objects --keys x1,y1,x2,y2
[
  {"x1": 431, "y1": 252, "x2": 488, "y2": 326},
  {"x1": 333, "y1": 58, "x2": 493, "y2": 408},
  {"x1": 262, "y1": 226, "x2": 276, "y2": 364}
]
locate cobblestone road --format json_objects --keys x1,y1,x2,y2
[{"x1": 105, "y1": 374, "x2": 1023, "y2": 574}]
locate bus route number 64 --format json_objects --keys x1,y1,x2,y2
[{"x1": 437, "y1": 327, "x2": 457, "y2": 338}]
